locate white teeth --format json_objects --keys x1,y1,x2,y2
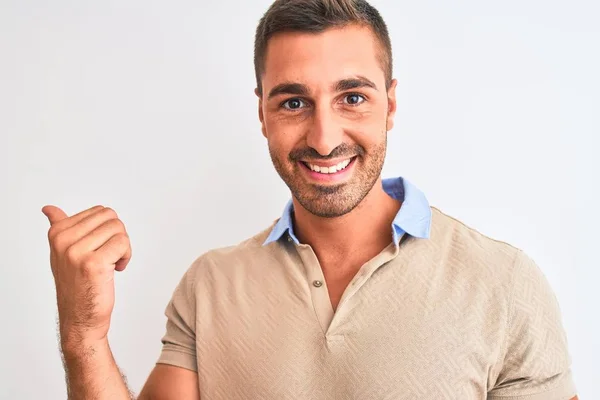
[{"x1": 307, "y1": 158, "x2": 351, "y2": 174}]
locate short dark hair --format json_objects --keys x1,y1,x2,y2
[{"x1": 253, "y1": 0, "x2": 393, "y2": 96}]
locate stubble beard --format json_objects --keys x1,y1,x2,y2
[{"x1": 269, "y1": 136, "x2": 387, "y2": 218}]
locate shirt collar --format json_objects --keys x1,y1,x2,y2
[{"x1": 263, "y1": 176, "x2": 432, "y2": 246}]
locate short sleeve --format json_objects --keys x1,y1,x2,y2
[
  {"x1": 156, "y1": 266, "x2": 198, "y2": 372},
  {"x1": 488, "y1": 250, "x2": 576, "y2": 400}
]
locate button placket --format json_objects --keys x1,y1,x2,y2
[{"x1": 295, "y1": 245, "x2": 334, "y2": 333}]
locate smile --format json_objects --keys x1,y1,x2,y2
[
  {"x1": 298, "y1": 157, "x2": 357, "y2": 183},
  {"x1": 302, "y1": 158, "x2": 353, "y2": 174}
]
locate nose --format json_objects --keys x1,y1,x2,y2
[{"x1": 305, "y1": 106, "x2": 344, "y2": 157}]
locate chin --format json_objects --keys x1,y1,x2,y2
[{"x1": 294, "y1": 187, "x2": 361, "y2": 218}]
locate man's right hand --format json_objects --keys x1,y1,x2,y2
[{"x1": 42, "y1": 205, "x2": 132, "y2": 352}]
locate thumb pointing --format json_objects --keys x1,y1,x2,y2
[{"x1": 42, "y1": 205, "x2": 68, "y2": 225}]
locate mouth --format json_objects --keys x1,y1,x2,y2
[{"x1": 298, "y1": 156, "x2": 357, "y2": 182}]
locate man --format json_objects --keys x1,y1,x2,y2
[{"x1": 42, "y1": 0, "x2": 578, "y2": 399}]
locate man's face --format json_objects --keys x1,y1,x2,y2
[{"x1": 257, "y1": 24, "x2": 397, "y2": 218}]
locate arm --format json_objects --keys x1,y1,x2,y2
[
  {"x1": 488, "y1": 250, "x2": 578, "y2": 400},
  {"x1": 140, "y1": 254, "x2": 202, "y2": 399},
  {"x1": 61, "y1": 338, "x2": 134, "y2": 399},
  {"x1": 138, "y1": 364, "x2": 200, "y2": 400},
  {"x1": 62, "y1": 341, "x2": 199, "y2": 400},
  {"x1": 44, "y1": 205, "x2": 201, "y2": 399},
  {"x1": 42, "y1": 205, "x2": 136, "y2": 399}
]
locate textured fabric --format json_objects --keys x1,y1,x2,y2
[
  {"x1": 157, "y1": 187, "x2": 575, "y2": 399},
  {"x1": 263, "y1": 176, "x2": 432, "y2": 246}
]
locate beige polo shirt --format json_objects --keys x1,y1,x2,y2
[{"x1": 156, "y1": 180, "x2": 576, "y2": 399}]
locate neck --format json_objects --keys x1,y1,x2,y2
[{"x1": 292, "y1": 177, "x2": 401, "y2": 267}]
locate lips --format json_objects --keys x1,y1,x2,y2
[
  {"x1": 297, "y1": 156, "x2": 357, "y2": 183},
  {"x1": 302, "y1": 157, "x2": 353, "y2": 174}
]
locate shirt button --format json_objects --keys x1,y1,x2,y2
[
  {"x1": 313, "y1": 280, "x2": 323, "y2": 288},
  {"x1": 287, "y1": 236, "x2": 293, "y2": 242}
]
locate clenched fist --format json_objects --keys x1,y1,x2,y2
[{"x1": 42, "y1": 205, "x2": 132, "y2": 351}]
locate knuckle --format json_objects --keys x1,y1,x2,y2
[
  {"x1": 48, "y1": 224, "x2": 65, "y2": 242},
  {"x1": 101, "y1": 207, "x2": 118, "y2": 219},
  {"x1": 116, "y1": 232, "x2": 130, "y2": 244},
  {"x1": 47, "y1": 226, "x2": 57, "y2": 241},
  {"x1": 53, "y1": 231, "x2": 71, "y2": 253},
  {"x1": 107, "y1": 218, "x2": 125, "y2": 232},
  {"x1": 81, "y1": 254, "x2": 100, "y2": 271},
  {"x1": 64, "y1": 245, "x2": 80, "y2": 263}
]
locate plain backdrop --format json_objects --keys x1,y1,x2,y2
[{"x1": 1, "y1": 0, "x2": 598, "y2": 398}]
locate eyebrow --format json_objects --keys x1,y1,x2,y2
[
  {"x1": 334, "y1": 76, "x2": 378, "y2": 92},
  {"x1": 267, "y1": 76, "x2": 378, "y2": 100},
  {"x1": 267, "y1": 83, "x2": 310, "y2": 100}
]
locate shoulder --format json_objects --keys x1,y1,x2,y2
[
  {"x1": 182, "y1": 220, "x2": 283, "y2": 280},
  {"x1": 429, "y1": 206, "x2": 524, "y2": 263},
  {"x1": 426, "y1": 207, "x2": 562, "y2": 318},
  {"x1": 425, "y1": 207, "x2": 535, "y2": 290},
  {"x1": 430, "y1": 206, "x2": 519, "y2": 260}
]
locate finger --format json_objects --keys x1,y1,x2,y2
[
  {"x1": 41, "y1": 205, "x2": 69, "y2": 225},
  {"x1": 96, "y1": 233, "x2": 132, "y2": 271},
  {"x1": 115, "y1": 252, "x2": 131, "y2": 272},
  {"x1": 60, "y1": 207, "x2": 120, "y2": 245},
  {"x1": 69, "y1": 218, "x2": 127, "y2": 257},
  {"x1": 43, "y1": 205, "x2": 105, "y2": 233}
]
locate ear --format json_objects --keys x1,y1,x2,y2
[
  {"x1": 255, "y1": 87, "x2": 267, "y2": 138},
  {"x1": 386, "y1": 79, "x2": 398, "y2": 132}
]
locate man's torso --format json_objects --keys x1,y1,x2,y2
[{"x1": 187, "y1": 208, "x2": 515, "y2": 399}]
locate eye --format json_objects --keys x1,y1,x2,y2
[
  {"x1": 343, "y1": 93, "x2": 365, "y2": 105},
  {"x1": 282, "y1": 98, "x2": 307, "y2": 110}
]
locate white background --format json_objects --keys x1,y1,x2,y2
[{"x1": 1, "y1": 0, "x2": 598, "y2": 398}]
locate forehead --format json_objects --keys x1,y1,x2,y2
[{"x1": 262, "y1": 24, "x2": 385, "y2": 92}]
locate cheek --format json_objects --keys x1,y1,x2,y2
[
  {"x1": 264, "y1": 127, "x2": 293, "y2": 161},
  {"x1": 346, "y1": 122, "x2": 388, "y2": 153},
  {"x1": 346, "y1": 112, "x2": 386, "y2": 135},
  {"x1": 264, "y1": 114, "x2": 305, "y2": 145}
]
